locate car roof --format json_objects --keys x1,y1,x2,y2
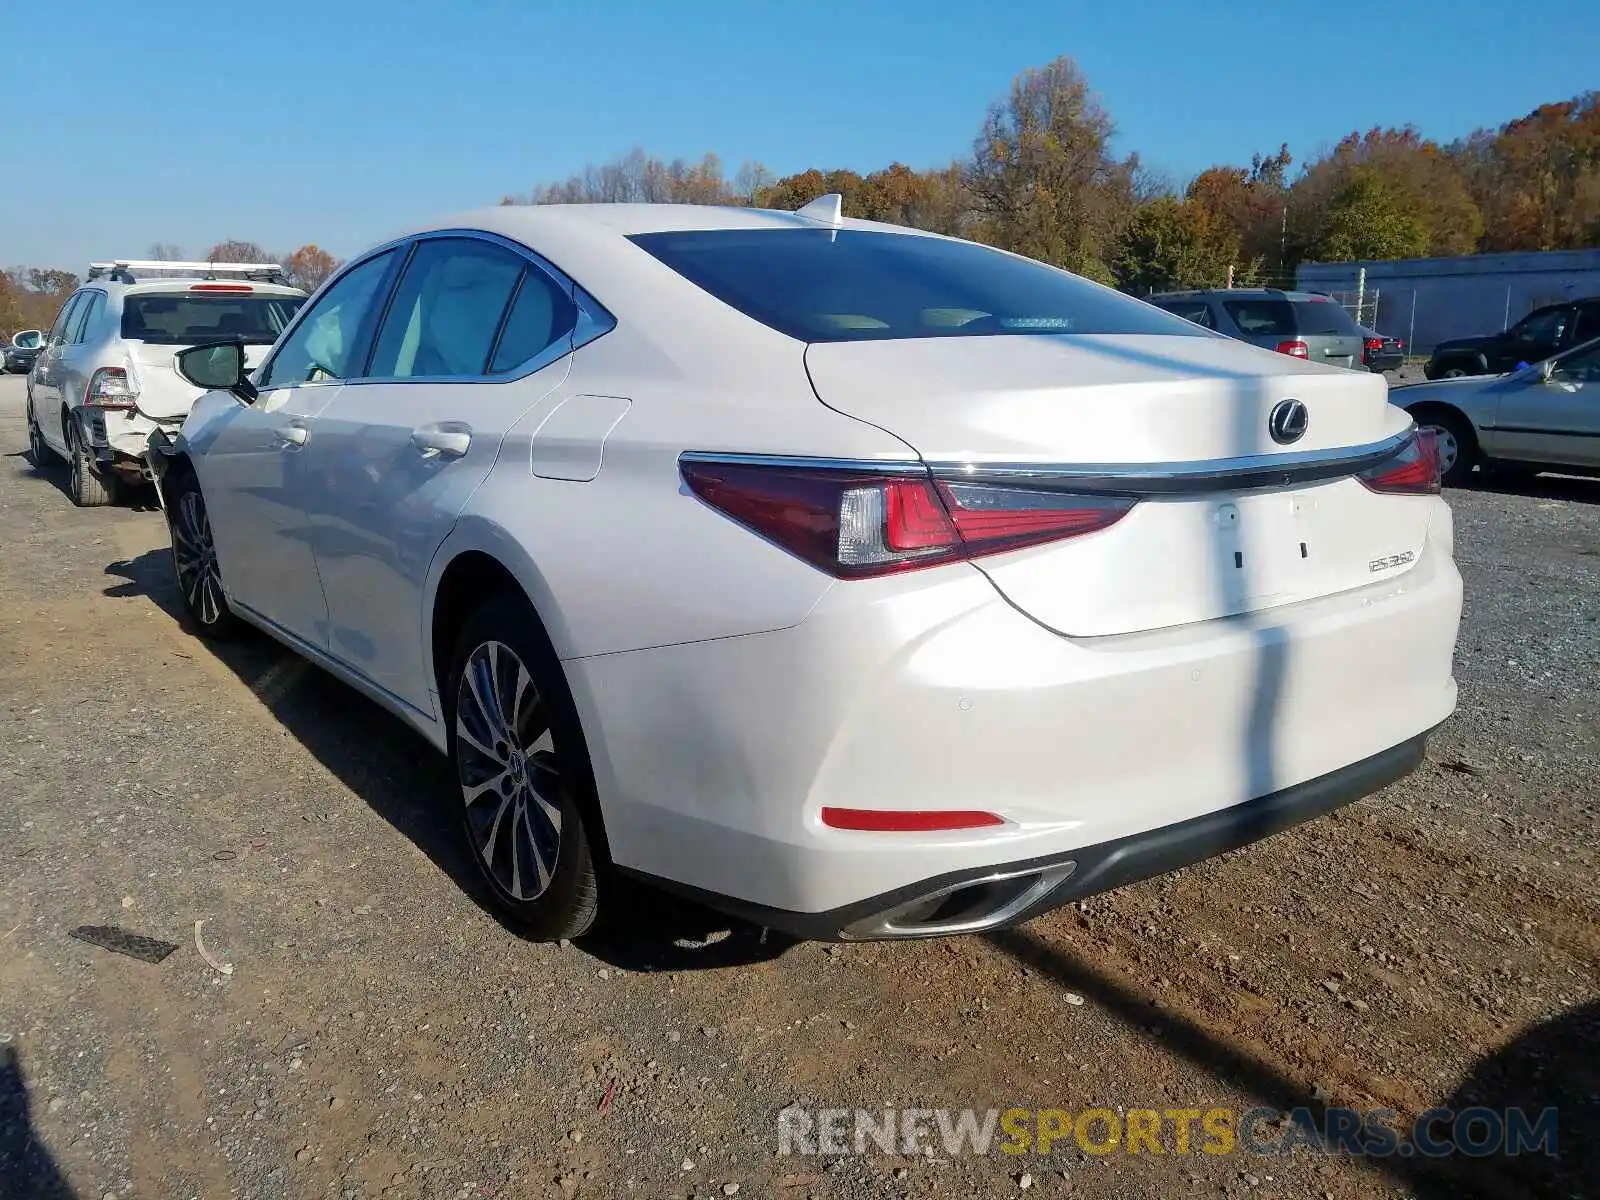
[{"x1": 407, "y1": 202, "x2": 929, "y2": 241}]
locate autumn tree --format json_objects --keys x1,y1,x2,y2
[
  {"x1": 26, "y1": 268, "x2": 78, "y2": 297},
  {"x1": 965, "y1": 57, "x2": 1138, "y2": 282},
  {"x1": 285, "y1": 245, "x2": 339, "y2": 292},
  {"x1": 1452, "y1": 93, "x2": 1600, "y2": 251}
]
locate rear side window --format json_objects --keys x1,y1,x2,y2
[
  {"x1": 490, "y1": 270, "x2": 577, "y2": 372},
  {"x1": 72, "y1": 292, "x2": 106, "y2": 343},
  {"x1": 368, "y1": 238, "x2": 530, "y2": 379},
  {"x1": 47, "y1": 294, "x2": 84, "y2": 345},
  {"x1": 122, "y1": 293, "x2": 305, "y2": 346},
  {"x1": 630, "y1": 229, "x2": 1206, "y2": 343}
]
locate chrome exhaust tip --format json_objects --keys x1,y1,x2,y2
[{"x1": 837, "y1": 861, "x2": 1078, "y2": 940}]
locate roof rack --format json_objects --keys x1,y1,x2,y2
[{"x1": 87, "y1": 259, "x2": 288, "y2": 285}]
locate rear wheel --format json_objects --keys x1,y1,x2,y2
[
  {"x1": 1414, "y1": 408, "x2": 1478, "y2": 487},
  {"x1": 67, "y1": 419, "x2": 118, "y2": 507},
  {"x1": 168, "y1": 480, "x2": 242, "y2": 637},
  {"x1": 448, "y1": 593, "x2": 603, "y2": 941}
]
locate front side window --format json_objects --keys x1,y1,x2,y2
[
  {"x1": 1548, "y1": 341, "x2": 1600, "y2": 386},
  {"x1": 121, "y1": 292, "x2": 303, "y2": 346},
  {"x1": 260, "y1": 251, "x2": 397, "y2": 388},
  {"x1": 1510, "y1": 307, "x2": 1570, "y2": 344},
  {"x1": 368, "y1": 238, "x2": 529, "y2": 379},
  {"x1": 630, "y1": 229, "x2": 1205, "y2": 343}
]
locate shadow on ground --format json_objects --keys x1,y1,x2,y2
[
  {"x1": 101, "y1": 548, "x2": 792, "y2": 971},
  {"x1": 989, "y1": 926, "x2": 1595, "y2": 1198},
  {"x1": 1461, "y1": 470, "x2": 1600, "y2": 505},
  {"x1": 0, "y1": 1046, "x2": 75, "y2": 1200}
]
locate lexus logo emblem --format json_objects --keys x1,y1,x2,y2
[{"x1": 1268, "y1": 399, "x2": 1309, "y2": 445}]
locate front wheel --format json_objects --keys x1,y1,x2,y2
[
  {"x1": 25, "y1": 398, "x2": 56, "y2": 467},
  {"x1": 448, "y1": 594, "x2": 603, "y2": 940},
  {"x1": 167, "y1": 481, "x2": 242, "y2": 637},
  {"x1": 1414, "y1": 409, "x2": 1478, "y2": 487}
]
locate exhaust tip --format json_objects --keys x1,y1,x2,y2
[{"x1": 838, "y1": 862, "x2": 1077, "y2": 940}]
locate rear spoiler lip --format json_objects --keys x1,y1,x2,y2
[{"x1": 680, "y1": 429, "x2": 1417, "y2": 498}]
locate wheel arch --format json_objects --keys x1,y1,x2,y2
[{"x1": 424, "y1": 527, "x2": 613, "y2": 863}]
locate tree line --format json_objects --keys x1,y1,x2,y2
[
  {"x1": 1, "y1": 242, "x2": 341, "y2": 337},
  {"x1": 502, "y1": 57, "x2": 1600, "y2": 296}
]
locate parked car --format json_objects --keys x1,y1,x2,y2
[
  {"x1": 1359, "y1": 326, "x2": 1405, "y2": 373},
  {"x1": 24, "y1": 260, "x2": 306, "y2": 505},
  {"x1": 1147, "y1": 288, "x2": 1367, "y2": 369},
  {"x1": 1424, "y1": 297, "x2": 1600, "y2": 380},
  {"x1": 1396, "y1": 334, "x2": 1600, "y2": 485},
  {"x1": 3, "y1": 330, "x2": 43, "y2": 374},
  {"x1": 147, "y1": 201, "x2": 1461, "y2": 943}
]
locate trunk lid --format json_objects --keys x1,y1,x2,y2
[
  {"x1": 805, "y1": 334, "x2": 1430, "y2": 637},
  {"x1": 126, "y1": 342, "x2": 272, "y2": 420}
]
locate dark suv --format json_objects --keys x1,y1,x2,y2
[
  {"x1": 1425, "y1": 297, "x2": 1600, "y2": 380},
  {"x1": 1147, "y1": 289, "x2": 1366, "y2": 370}
]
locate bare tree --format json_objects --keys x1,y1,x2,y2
[{"x1": 147, "y1": 242, "x2": 185, "y2": 261}]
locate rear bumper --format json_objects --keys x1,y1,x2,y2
[
  {"x1": 568, "y1": 505, "x2": 1461, "y2": 934},
  {"x1": 624, "y1": 729, "x2": 1430, "y2": 940}
]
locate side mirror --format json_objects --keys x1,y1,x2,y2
[{"x1": 175, "y1": 339, "x2": 256, "y2": 403}]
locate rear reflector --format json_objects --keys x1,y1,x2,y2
[
  {"x1": 821, "y1": 807, "x2": 1005, "y2": 832},
  {"x1": 189, "y1": 283, "x2": 253, "y2": 293},
  {"x1": 1358, "y1": 429, "x2": 1441, "y2": 495},
  {"x1": 1276, "y1": 340, "x2": 1310, "y2": 359},
  {"x1": 681, "y1": 458, "x2": 1135, "y2": 578}
]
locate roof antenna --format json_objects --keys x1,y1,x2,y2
[{"x1": 795, "y1": 192, "x2": 843, "y2": 238}]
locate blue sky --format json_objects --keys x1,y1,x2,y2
[{"x1": 2, "y1": 0, "x2": 1593, "y2": 272}]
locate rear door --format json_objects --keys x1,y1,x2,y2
[
  {"x1": 303, "y1": 235, "x2": 580, "y2": 714},
  {"x1": 31, "y1": 292, "x2": 85, "y2": 445},
  {"x1": 55, "y1": 290, "x2": 107, "y2": 413}
]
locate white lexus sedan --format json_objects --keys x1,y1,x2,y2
[{"x1": 150, "y1": 198, "x2": 1463, "y2": 942}]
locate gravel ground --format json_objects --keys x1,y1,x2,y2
[{"x1": 0, "y1": 374, "x2": 1595, "y2": 1200}]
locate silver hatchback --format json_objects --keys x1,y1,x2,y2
[
  {"x1": 25, "y1": 260, "x2": 305, "y2": 505},
  {"x1": 1148, "y1": 288, "x2": 1367, "y2": 370}
]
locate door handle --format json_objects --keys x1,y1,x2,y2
[
  {"x1": 275, "y1": 421, "x2": 309, "y2": 447},
  {"x1": 410, "y1": 422, "x2": 472, "y2": 459}
]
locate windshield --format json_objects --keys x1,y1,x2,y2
[
  {"x1": 629, "y1": 229, "x2": 1207, "y2": 343},
  {"x1": 121, "y1": 293, "x2": 305, "y2": 346}
]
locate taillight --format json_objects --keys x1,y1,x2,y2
[
  {"x1": 680, "y1": 458, "x2": 1135, "y2": 579},
  {"x1": 85, "y1": 367, "x2": 137, "y2": 410},
  {"x1": 1276, "y1": 340, "x2": 1310, "y2": 359},
  {"x1": 1363, "y1": 337, "x2": 1383, "y2": 353},
  {"x1": 1359, "y1": 430, "x2": 1440, "y2": 495}
]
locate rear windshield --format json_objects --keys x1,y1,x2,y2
[
  {"x1": 629, "y1": 229, "x2": 1207, "y2": 343},
  {"x1": 1222, "y1": 298, "x2": 1357, "y2": 338},
  {"x1": 121, "y1": 293, "x2": 305, "y2": 345}
]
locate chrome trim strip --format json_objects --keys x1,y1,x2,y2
[
  {"x1": 680, "y1": 430, "x2": 1414, "y2": 495},
  {"x1": 839, "y1": 861, "x2": 1079, "y2": 941},
  {"x1": 679, "y1": 451, "x2": 928, "y2": 476}
]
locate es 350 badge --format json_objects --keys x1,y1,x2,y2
[{"x1": 1369, "y1": 550, "x2": 1417, "y2": 573}]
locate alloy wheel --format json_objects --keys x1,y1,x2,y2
[
  {"x1": 172, "y1": 490, "x2": 226, "y2": 625},
  {"x1": 455, "y1": 639, "x2": 564, "y2": 902}
]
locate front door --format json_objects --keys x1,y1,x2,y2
[
  {"x1": 302, "y1": 235, "x2": 581, "y2": 715},
  {"x1": 193, "y1": 249, "x2": 402, "y2": 645},
  {"x1": 1487, "y1": 341, "x2": 1600, "y2": 470}
]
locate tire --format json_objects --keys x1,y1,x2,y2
[
  {"x1": 25, "y1": 397, "x2": 57, "y2": 467},
  {"x1": 166, "y1": 479, "x2": 243, "y2": 638},
  {"x1": 447, "y1": 592, "x2": 603, "y2": 940},
  {"x1": 1414, "y1": 408, "x2": 1479, "y2": 488},
  {"x1": 66, "y1": 419, "x2": 119, "y2": 507}
]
